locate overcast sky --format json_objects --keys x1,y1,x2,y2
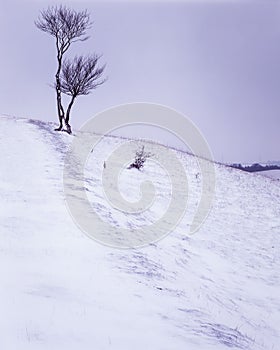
[{"x1": 0, "y1": 0, "x2": 279, "y2": 163}]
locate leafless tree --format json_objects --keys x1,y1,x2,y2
[
  {"x1": 35, "y1": 5, "x2": 91, "y2": 132},
  {"x1": 60, "y1": 55, "x2": 106, "y2": 133},
  {"x1": 128, "y1": 146, "x2": 153, "y2": 170}
]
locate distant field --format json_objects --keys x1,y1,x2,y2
[{"x1": 258, "y1": 170, "x2": 280, "y2": 180}]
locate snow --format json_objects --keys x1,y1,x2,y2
[
  {"x1": 0, "y1": 115, "x2": 279, "y2": 350},
  {"x1": 259, "y1": 170, "x2": 280, "y2": 181}
]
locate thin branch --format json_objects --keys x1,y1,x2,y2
[{"x1": 60, "y1": 54, "x2": 106, "y2": 97}]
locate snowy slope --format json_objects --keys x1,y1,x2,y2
[
  {"x1": 259, "y1": 170, "x2": 280, "y2": 181},
  {"x1": 0, "y1": 115, "x2": 280, "y2": 350}
]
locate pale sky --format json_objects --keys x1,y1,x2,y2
[{"x1": 0, "y1": 0, "x2": 279, "y2": 163}]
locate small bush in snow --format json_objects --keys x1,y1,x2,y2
[{"x1": 128, "y1": 146, "x2": 153, "y2": 170}]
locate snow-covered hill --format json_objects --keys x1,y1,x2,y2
[
  {"x1": 259, "y1": 170, "x2": 280, "y2": 181},
  {"x1": 1, "y1": 115, "x2": 279, "y2": 350}
]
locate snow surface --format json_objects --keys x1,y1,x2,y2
[
  {"x1": 259, "y1": 170, "x2": 280, "y2": 181},
  {"x1": 0, "y1": 115, "x2": 280, "y2": 350}
]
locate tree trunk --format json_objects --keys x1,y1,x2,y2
[
  {"x1": 65, "y1": 95, "x2": 76, "y2": 134},
  {"x1": 54, "y1": 52, "x2": 65, "y2": 131}
]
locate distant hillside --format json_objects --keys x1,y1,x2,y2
[
  {"x1": 266, "y1": 160, "x2": 280, "y2": 167},
  {"x1": 230, "y1": 162, "x2": 280, "y2": 173}
]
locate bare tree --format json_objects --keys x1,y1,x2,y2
[
  {"x1": 35, "y1": 5, "x2": 91, "y2": 132},
  {"x1": 128, "y1": 146, "x2": 153, "y2": 170},
  {"x1": 60, "y1": 55, "x2": 106, "y2": 133}
]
